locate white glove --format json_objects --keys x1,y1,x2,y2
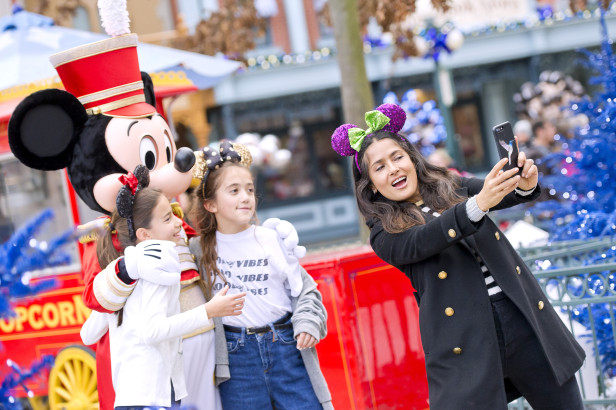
[
  {"x1": 262, "y1": 218, "x2": 306, "y2": 258},
  {"x1": 123, "y1": 240, "x2": 180, "y2": 286},
  {"x1": 262, "y1": 218, "x2": 305, "y2": 297}
]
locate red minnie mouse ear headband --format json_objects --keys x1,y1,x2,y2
[
  {"x1": 116, "y1": 165, "x2": 150, "y2": 242},
  {"x1": 331, "y1": 103, "x2": 406, "y2": 172}
]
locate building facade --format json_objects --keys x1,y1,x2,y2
[
  {"x1": 199, "y1": 2, "x2": 616, "y2": 245},
  {"x1": 6, "y1": 0, "x2": 615, "y2": 246}
]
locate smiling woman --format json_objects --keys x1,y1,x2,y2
[
  {"x1": 331, "y1": 103, "x2": 585, "y2": 410},
  {"x1": 345, "y1": 125, "x2": 465, "y2": 235},
  {"x1": 364, "y1": 138, "x2": 421, "y2": 204}
]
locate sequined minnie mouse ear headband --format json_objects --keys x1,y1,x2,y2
[
  {"x1": 195, "y1": 139, "x2": 252, "y2": 199},
  {"x1": 116, "y1": 165, "x2": 150, "y2": 242},
  {"x1": 331, "y1": 103, "x2": 406, "y2": 172}
]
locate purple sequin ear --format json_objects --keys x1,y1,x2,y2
[
  {"x1": 331, "y1": 123, "x2": 358, "y2": 156},
  {"x1": 376, "y1": 103, "x2": 406, "y2": 134}
]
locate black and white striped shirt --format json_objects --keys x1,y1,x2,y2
[{"x1": 417, "y1": 201, "x2": 503, "y2": 298}]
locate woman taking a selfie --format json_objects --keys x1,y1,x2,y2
[{"x1": 331, "y1": 103, "x2": 584, "y2": 410}]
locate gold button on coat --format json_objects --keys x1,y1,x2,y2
[
  {"x1": 538, "y1": 301, "x2": 544, "y2": 310},
  {"x1": 445, "y1": 307, "x2": 454, "y2": 316},
  {"x1": 516, "y1": 266, "x2": 521, "y2": 275},
  {"x1": 453, "y1": 347, "x2": 462, "y2": 355},
  {"x1": 494, "y1": 232, "x2": 501, "y2": 240},
  {"x1": 448, "y1": 229, "x2": 457, "y2": 238},
  {"x1": 438, "y1": 271, "x2": 448, "y2": 280}
]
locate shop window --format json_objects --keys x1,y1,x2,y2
[
  {"x1": 314, "y1": 0, "x2": 335, "y2": 48},
  {"x1": 452, "y1": 97, "x2": 487, "y2": 171},
  {"x1": 254, "y1": 18, "x2": 273, "y2": 49},
  {"x1": 248, "y1": 120, "x2": 349, "y2": 206},
  {"x1": 0, "y1": 158, "x2": 80, "y2": 275},
  {"x1": 72, "y1": 6, "x2": 92, "y2": 31}
]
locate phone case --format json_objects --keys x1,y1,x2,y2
[{"x1": 492, "y1": 121, "x2": 520, "y2": 173}]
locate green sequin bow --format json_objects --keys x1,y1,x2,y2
[{"x1": 348, "y1": 110, "x2": 391, "y2": 152}]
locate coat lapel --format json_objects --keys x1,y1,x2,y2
[{"x1": 455, "y1": 185, "x2": 479, "y2": 251}]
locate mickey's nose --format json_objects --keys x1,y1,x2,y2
[{"x1": 174, "y1": 147, "x2": 196, "y2": 173}]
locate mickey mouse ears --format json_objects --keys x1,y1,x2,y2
[{"x1": 331, "y1": 103, "x2": 406, "y2": 157}]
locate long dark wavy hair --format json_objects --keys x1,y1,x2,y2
[{"x1": 353, "y1": 130, "x2": 465, "y2": 233}]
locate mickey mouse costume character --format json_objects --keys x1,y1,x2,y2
[
  {"x1": 7, "y1": 2, "x2": 305, "y2": 408},
  {"x1": 9, "y1": 30, "x2": 201, "y2": 410}
]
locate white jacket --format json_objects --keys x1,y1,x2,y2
[{"x1": 81, "y1": 263, "x2": 211, "y2": 407}]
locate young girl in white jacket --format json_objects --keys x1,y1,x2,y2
[{"x1": 81, "y1": 167, "x2": 246, "y2": 409}]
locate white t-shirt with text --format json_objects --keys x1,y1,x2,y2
[{"x1": 214, "y1": 225, "x2": 296, "y2": 328}]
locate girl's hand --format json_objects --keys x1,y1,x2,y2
[
  {"x1": 296, "y1": 332, "x2": 318, "y2": 350},
  {"x1": 205, "y1": 285, "x2": 247, "y2": 318},
  {"x1": 516, "y1": 150, "x2": 538, "y2": 191},
  {"x1": 476, "y1": 158, "x2": 520, "y2": 211}
]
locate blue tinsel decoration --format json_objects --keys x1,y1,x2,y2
[
  {"x1": 0, "y1": 355, "x2": 54, "y2": 409},
  {"x1": 383, "y1": 89, "x2": 447, "y2": 157},
  {"x1": 566, "y1": 269, "x2": 616, "y2": 377},
  {"x1": 0, "y1": 208, "x2": 76, "y2": 319},
  {"x1": 529, "y1": 7, "x2": 616, "y2": 384},
  {"x1": 420, "y1": 26, "x2": 452, "y2": 63},
  {"x1": 530, "y1": 8, "x2": 616, "y2": 241}
]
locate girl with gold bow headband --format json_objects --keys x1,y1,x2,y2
[
  {"x1": 189, "y1": 139, "x2": 333, "y2": 409},
  {"x1": 331, "y1": 103, "x2": 584, "y2": 409}
]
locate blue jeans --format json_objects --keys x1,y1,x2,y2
[{"x1": 219, "y1": 317, "x2": 321, "y2": 410}]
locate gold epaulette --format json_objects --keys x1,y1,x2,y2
[
  {"x1": 170, "y1": 202, "x2": 184, "y2": 220},
  {"x1": 77, "y1": 217, "x2": 113, "y2": 244}
]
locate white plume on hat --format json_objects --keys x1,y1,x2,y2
[{"x1": 98, "y1": 0, "x2": 131, "y2": 37}]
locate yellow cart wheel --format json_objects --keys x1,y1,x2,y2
[{"x1": 48, "y1": 345, "x2": 98, "y2": 410}]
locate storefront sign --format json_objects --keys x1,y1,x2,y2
[
  {"x1": 414, "y1": 0, "x2": 531, "y2": 30},
  {"x1": 447, "y1": 0, "x2": 532, "y2": 29}
]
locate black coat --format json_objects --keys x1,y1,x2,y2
[{"x1": 369, "y1": 178, "x2": 584, "y2": 410}]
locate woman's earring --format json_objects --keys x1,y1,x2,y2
[{"x1": 372, "y1": 188, "x2": 377, "y2": 195}]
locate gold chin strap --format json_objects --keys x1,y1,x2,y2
[
  {"x1": 170, "y1": 202, "x2": 184, "y2": 220},
  {"x1": 85, "y1": 94, "x2": 146, "y2": 115}
]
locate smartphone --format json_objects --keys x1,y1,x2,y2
[{"x1": 492, "y1": 121, "x2": 521, "y2": 174}]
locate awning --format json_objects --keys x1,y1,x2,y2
[{"x1": 0, "y1": 10, "x2": 241, "y2": 92}]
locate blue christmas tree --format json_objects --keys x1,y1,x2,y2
[
  {"x1": 534, "y1": 9, "x2": 616, "y2": 241},
  {"x1": 0, "y1": 208, "x2": 76, "y2": 408},
  {"x1": 0, "y1": 356, "x2": 55, "y2": 409},
  {"x1": 527, "y1": 8, "x2": 616, "y2": 391}
]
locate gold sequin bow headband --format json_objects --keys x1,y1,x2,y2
[{"x1": 196, "y1": 140, "x2": 252, "y2": 198}]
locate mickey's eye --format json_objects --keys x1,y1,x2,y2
[
  {"x1": 139, "y1": 137, "x2": 157, "y2": 170},
  {"x1": 164, "y1": 134, "x2": 173, "y2": 163}
]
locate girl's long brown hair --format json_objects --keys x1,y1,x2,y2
[
  {"x1": 192, "y1": 162, "x2": 249, "y2": 299},
  {"x1": 96, "y1": 187, "x2": 164, "y2": 325},
  {"x1": 353, "y1": 130, "x2": 465, "y2": 233}
]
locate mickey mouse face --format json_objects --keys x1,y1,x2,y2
[
  {"x1": 92, "y1": 114, "x2": 195, "y2": 213},
  {"x1": 9, "y1": 73, "x2": 196, "y2": 215},
  {"x1": 106, "y1": 114, "x2": 175, "y2": 172}
]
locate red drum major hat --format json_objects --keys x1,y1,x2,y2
[{"x1": 49, "y1": 33, "x2": 156, "y2": 118}]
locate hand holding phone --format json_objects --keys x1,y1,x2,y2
[{"x1": 492, "y1": 121, "x2": 521, "y2": 174}]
